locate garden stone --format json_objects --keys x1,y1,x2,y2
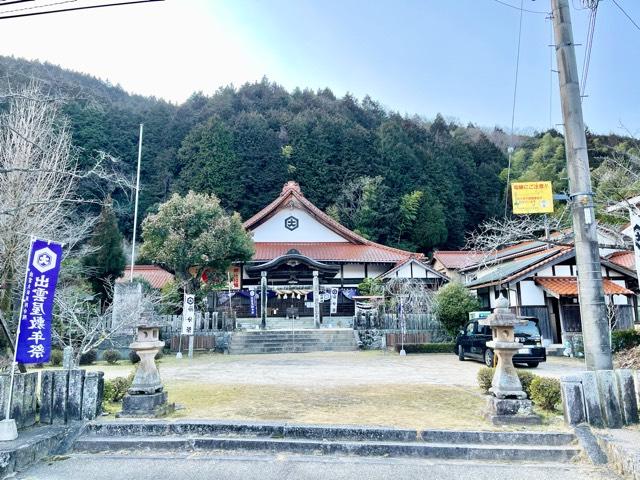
[
  {"x1": 581, "y1": 371, "x2": 604, "y2": 427},
  {"x1": 596, "y1": 370, "x2": 623, "y2": 429},
  {"x1": 62, "y1": 346, "x2": 74, "y2": 370},
  {"x1": 560, "y1": 376, "x2": 585, "y2": 426},
  {"x1": 67, "y1": 370, "x2": 85, "y2": 421},
  {"x1": 51, "y1": 371, "x2": 70, "y2": 424},
  {"x1": 615, "y1": 369, "x2": 638, "y2": 425},
  {"x1": 40, "y1": 371, "x2": 54, "y2": 424},
  {"x1": 81, "y1": 371, "x2": 103, "y2": 421}
]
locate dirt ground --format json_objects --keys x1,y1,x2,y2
[{"x1": 89, "y1": 351, "x2": 584, "y2": 429}]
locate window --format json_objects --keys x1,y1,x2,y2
[{"x1": 466, "y1": 323, "x2": 476, "y2": 335}]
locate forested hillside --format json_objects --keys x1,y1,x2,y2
[{"x1": 1, "y1": 56, "x2": 633, "y2": 253}]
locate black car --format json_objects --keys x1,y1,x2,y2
[{"x1": 454, "y1": 317, "x2": 546, "y2": 368}]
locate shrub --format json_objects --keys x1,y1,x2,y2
[
  {"x1": 129, "y1": 350, "x2": 140, "y2": 364},
  {"x1": 529, "y1": 377, "x2": 561, "y2": 411},
  {"x1": 79, "y1": 349, "x2": 97, "y2": 366},
  {"x1": 611, "y1": 329, "x2": 640, "y2": 353},
  {"x1": 49, "y1": 349, "x2": 63, "y2": 367},
  {"x1": 477, "y1": 367, "x2": 494, "y2": 393},
  {"x1": 477, "y1": 367, "x2": 537, "y2": 398},
  {"x1": 103, "y1": 373, "x2": 135, "y2": 403},
  {"x1": 517, "y1": 370, "x2": 536, "y2": 398},
  {"x1": 395, "y1": 343, "x2": 456, "y2": 354},
  {"x1": 155, "y1": 350, "x2": 163, "y2": 360},
  {"x1": 103, "y1": 349, "x2": 121, "y2": 365},
  {"x1": 433, "y1": 282, "x2": 480, "y2": 336}
]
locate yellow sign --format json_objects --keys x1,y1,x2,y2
[{"x1": 511, "y1": 181, "x2": 554, "y2": 214}]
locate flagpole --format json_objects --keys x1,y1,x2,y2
[
  {"x1": 5, "y1": 236, "x2": 35, "y2": 422},
  {"x1": 129, "y1": 123, "x2": 144, "y2": 282}
]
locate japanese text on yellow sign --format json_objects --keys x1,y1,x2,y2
[{"x1": 511, "y1": 181, "x2": 554, "y2": 214}]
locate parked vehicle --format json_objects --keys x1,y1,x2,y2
[{"x1": 454, "y1": 317, "x2": 546, "y2": 368}]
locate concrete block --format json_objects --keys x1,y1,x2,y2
[
  {"x1": 67, "y1": 369, "x2": 85, "y2": 421},
  {"x1": 118, "y1": 391, "x2": 173, "y2": 418},
  {"x1": 596, "y1": 370, "x2": 624, "y2": 429},
  {"x1": 582, "y1": 371, "x2": 605, "y2": 428},
  {"x1": 22, "y1": 373, "x2": 37, "y2": 428},
  {"x1": 39, "y1": 371, "x2": 54, "y2": 424},
  {"x1": 616, "y1": 369, "x2": 639, "y2": 425},
  {"x1": 560, "y1": 379, "x2": 586, "y2": 426},
  {"x1": 10, "y1": 374, "x2": 25, "y2": 429},
  {"x1": 484, "y1": 397, "x2": 541, "y2": 425},
  {"x1": 51, "y1": 370, "x2": 69, "y2": 425},
  {"x1": 81, "y1": 371, "x2": 103, "y2": 420}
]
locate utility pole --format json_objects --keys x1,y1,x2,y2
[{"x1": 551, "y1": 0, "x2": 612, "y2": 370}]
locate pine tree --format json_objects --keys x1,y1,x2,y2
[{"x1": 83, "y1": 198, "x2": 126, "y2": 303}]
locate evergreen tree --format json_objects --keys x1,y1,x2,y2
[{"x1": 83, "y1": 199, "x2": 126, "y2": 303}]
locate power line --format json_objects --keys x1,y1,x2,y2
[
  {"x1": 504, "y1": 0, "x2": 525, "y2": 217},
  {"x1": 0, "y1": 0, "x2": 76, "y2": 14},
  {"x1": 492, "y1": 0, "x2": 549, "y2": 15},
  {"x1": 0, "y1": 1, "x2": 35, "y2": 6},
  {"x1": 0, "y1": 0, "x2": 163, "y2": 20},
  {"x1": 611, "y1": 0, "x2": 640, "y2": 32},
  {"x1": 580, "y1": 2, "x2": 599, "y2": 97}
]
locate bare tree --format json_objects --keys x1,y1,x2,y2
[{"x1": 0, "y1": 82, "x2": 131, "y2": 352}]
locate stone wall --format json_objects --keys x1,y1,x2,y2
[{"x1": 0, "y1": 369, "x2": 103, "y2": 429}]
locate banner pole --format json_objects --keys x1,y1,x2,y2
[{"x1": 5, "y1": 237, "x2": 35, "y2": 421}]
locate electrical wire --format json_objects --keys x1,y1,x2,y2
[
  {"x1": 0, "y1": 0, "x2": 35, "y2": 6},
  {"x1": 580, "y1": 2, "x2": 599, "y2": 98},
  {"x1": 492, "y1": 0, "x2": 548, "y2": 15},
  {"x1": 611, "y1": 0, "x2": 640, "y2": 32},
  {"x1": 0, "y1": 0, "x2": 162, "y2": 19},
  {"x1": 0, "y1": 0, "x2": 75, "y2": 14},
  {"x1": 503, "y1": 0, "x2": 525, "y2": 217}
]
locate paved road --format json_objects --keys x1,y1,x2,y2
[{"x1": 15, "y1": 452, "x2": 619, "y2": 480}]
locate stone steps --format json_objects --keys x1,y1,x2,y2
[
  {"x1": 73, "y1": 421, "x2": 581, "y2": 462},
  {"x1": 228, "y1": 329, "x2": 357, "y2": 354}
]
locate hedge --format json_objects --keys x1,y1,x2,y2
[
  {"x1": 611, "y1": 329, "x2": 640, "y2": 353},
  {"x1": 395, "y1": 343, "x2": 456, "y2": 354},
  {"x1": 477, "y1": 367, "x2": 561, "y2": 411}
]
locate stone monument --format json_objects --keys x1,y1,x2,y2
[
  {"x1": 118, "y1": 324, "x2": 173, "y2": 417},
  {"x1": 479, "y1": 295, "x2": 541, "y2": 425}
]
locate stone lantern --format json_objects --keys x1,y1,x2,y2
[
  {"x1": 479, "y1": 295, "x2": 540, "y2": 425},
  {"x1": 119, "y1": 324, "x2": 174, "y2": 417}
]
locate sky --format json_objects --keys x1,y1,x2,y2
[{"x1": 0, "y1": 0, "x2": 638, "y2": 134}]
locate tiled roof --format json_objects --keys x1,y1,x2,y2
[
  {"x1": 251, "y1": 242, "x2": 411, "y2": 263},
  {"x1": 607, "y1": 251, "x2": 635, "y2": 271},
  {"x1": 432, "y1": 251, "x2": 484, "y2": 269},
  {"x1": 244, "y1": 181, "x2": 419, "y2": 262},
  {"x1": 466, "y1": 247, "x2": 573, "y2": 288},
  {"x1": 534, "y1": 276, "x2": 633, "y2": 296},
  {"x1": 116, "y1": 265, "x2": 174, "y2": 289}
]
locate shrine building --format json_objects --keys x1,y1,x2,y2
[{"x1": 223, "y1": 181, "x2": 447, "y2": 328}]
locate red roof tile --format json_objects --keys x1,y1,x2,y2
[
  {"x1": 116, "y1": 265, "x2": 174, "y2": 289},
  {"x1": 252, "y1": 242, "x2": 411, "y2": 263},
  {"x1": 607, "y1": 251, "x2": 635, "y2": 271},
  {"x1": 432, "y1": 251, "x2": 484, "y2": 269},
  {"x1": 534, "y1": 276, "x2": 633, "y2": 296}
]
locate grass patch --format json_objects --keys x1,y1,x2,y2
[{"x1": 164, "y1": 381, "x2": 488, "y2": 429}]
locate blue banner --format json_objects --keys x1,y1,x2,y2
[
  {"x1": 16, "y1": 239, "x2": 63, "y2": 364},
  {"x1": 249, "y1": 289, "x2": 257, "y2": 316}
]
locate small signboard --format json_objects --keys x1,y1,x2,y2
[
  {"x1": 330, "y1": 287, "x2": 338, "y2": 314},
  {"x1": 511, "y1": 181, "x2": 554, "y2": 214},
  {"x1": 182, "y1": 294, "x2": 195, "y2": 335}
]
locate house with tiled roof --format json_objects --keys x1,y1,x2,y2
[
  {"x1": 225, "y1": 181, "x2": 446, "y2": 322},
  {"x1": 116, "y1": 265, "x2": 174, "y2": 289},
  {"x1": 464, "y1": 242, "x2": 638, "y2": 348}
]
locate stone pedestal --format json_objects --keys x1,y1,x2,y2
[
  {"x1": 480, "y1": 295, "x2": 540, "y2": 425},
  {"x1": 485, "y1": 397, "x2": 541, "y2": 425},
  {"x1": 118, "y1": 325, "x2": 173, "y2": 418}
]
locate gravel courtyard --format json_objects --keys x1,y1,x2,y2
[{"x1": 94, "y1": 351, "x2": 585, "y2": 429}]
